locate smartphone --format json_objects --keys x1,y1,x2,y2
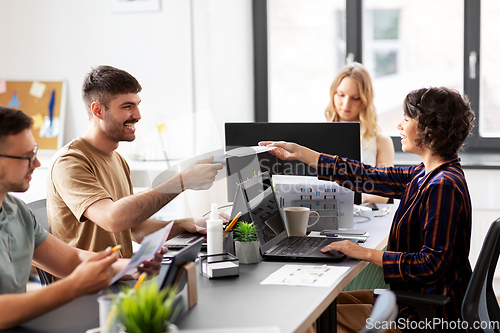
[{"x1": 320, "y1": 229, "x2": 367, "y2": 236}]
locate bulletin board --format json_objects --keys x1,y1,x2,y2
[{"x1": 0, "y1": 80, "x2": 66, "y2": 150}]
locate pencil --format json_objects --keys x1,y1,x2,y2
[
  {"x1": 133, "y1": 272, "x2": 148, "y2": 291},
  {"x1": 104, "y1": 309, "x2": 116, "y2": 331},
  {"x1": 111, "y1": 244, "x2": 122, "y2": 253},
  {"x1": 225, "y1": 212, "x2": 241, "y2": 231},
  {"x1": 223, "y1": 212, "x2": 241, "y2": 238}
]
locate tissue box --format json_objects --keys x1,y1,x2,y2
[{"x1": 200, "y1": 253, "x2": 239, "y2": 279}]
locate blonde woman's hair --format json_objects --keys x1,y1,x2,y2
[{"x1": 325, "y1": 62, "x2": 380, "y2": 145}]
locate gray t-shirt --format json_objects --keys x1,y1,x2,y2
[{"x1": 0, "y1": 194, "x2": 48, "y2": 294}]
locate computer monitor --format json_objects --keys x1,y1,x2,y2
[{"x1": 224, "y1": 122, "x2": 361, "y2": 204}]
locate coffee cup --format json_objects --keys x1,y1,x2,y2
[{"x1": 283, "y1": 207, "x2": 320, "y2": 236}]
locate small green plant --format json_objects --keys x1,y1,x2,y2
[
  {"x1": 233, "y1": 221, "x2": 259, "y2": 242},
  {"x1": 113, "y1": 280, "x2": 179, "y2": 333}
]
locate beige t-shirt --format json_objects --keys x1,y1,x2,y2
[{"x1": 47, "y1": 137, "x2": 134, "y2": 258}]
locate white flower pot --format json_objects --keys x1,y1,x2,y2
[{"x1": 235, "y1": 241, "x2": 261, "y2": 264}]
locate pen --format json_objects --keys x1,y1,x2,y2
[{"x1": 104, "y1": 253, "x2": 145, "y2": 332}]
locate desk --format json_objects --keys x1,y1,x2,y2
[
  {"x1": 1, "y1": 204, "x2": 396, "y2": 333},
  {"x1": 176, "y1": 204, "x2": 396, "y2": 333}
]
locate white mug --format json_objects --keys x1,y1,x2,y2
[{"x1": 283, "y1": 207, "x2": 320, "y2": 236}]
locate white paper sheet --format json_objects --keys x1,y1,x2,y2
[
  {"x1": 0, "y1": 80, "x2": 6, "y2": 94},
  {"x1": 222, "y1": 146, "x2": 276, "y2": 159},
  {"x1": 29, "y1": 81, "x2": 46, "y2": 98},
  {"x1": 260, "y1": 264, "x2": 349, "y2": 287},
  {"x1": 109, "y1": 223, "x2": 173, "y2": 285}
]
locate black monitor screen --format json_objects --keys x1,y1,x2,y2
[{"x1": 225, "y1": 122, "x2": 361, "y2": 203}]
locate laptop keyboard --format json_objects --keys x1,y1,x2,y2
[{"x1": 270, "y1": 237, "x2": 327, "y2": 256}]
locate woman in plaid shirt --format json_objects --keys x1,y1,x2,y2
[{"x1": 260, "y1": 86, "x2": 475, "y2": 332}]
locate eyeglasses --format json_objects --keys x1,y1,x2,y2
[{"x1": 0, "y1": 144, "x2": 38, "y2": 168}]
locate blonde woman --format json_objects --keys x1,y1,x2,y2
[{"x1": 325, "y1": 62, "x2": 394, "y2": 203}]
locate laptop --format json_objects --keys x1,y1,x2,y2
[{"x1": 233, "y1": 172, "x2": 354, "y2": 261}]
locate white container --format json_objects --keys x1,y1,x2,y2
[{"x1": 206, "y1": 203, "x2": 223, "y2": 257}]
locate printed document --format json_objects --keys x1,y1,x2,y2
[{"x1": 110, "y1": 223, "x2": 173, "y2": 285}]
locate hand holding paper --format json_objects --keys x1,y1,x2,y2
[{"x1": 109, "y1": 223, "x2": 173, "y2": 285}]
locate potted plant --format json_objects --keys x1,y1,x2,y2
[
  {"x1": 112, "y1": 280, "x2": 180, "y2": 333},
  {"x1": 233, "y1": 221, "x2": 261, "y2": 264}
]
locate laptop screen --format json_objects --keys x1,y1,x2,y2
[{"x1": 236, "y1": 172, "x2": 286, "y2": 246}]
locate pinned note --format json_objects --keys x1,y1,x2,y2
[
  {"x1": 29, "y1": 81, "x2": 46, "y2": 98},
  {"x1": 8, "y1": 92, "x2": 21, "y2": 107},
  {"x1": 32, "y1": 113, "x2": 44, "y2": 130},
  {"x1": 0, "y1": 80, "x2": 6, "y2": 94}
]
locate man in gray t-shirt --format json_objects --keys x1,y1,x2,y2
[
  {"x1": 0, "y1": 106, "x2": 161, "y2": 330},
  {"x1": 0, "y1": 193, "x2": 48, "y2": 294}
]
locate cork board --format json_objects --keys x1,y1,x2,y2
[{"x1": 0, "y1": 80, "x2": 66, "y2": 150}]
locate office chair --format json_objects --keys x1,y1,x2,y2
[
  {"x1": 27, "y1": 198, "x2": 54, "y2": 286},
  {"x1": 360, "y1": 290, "x2": 398, "y2": 333},
  {"x1": 461, "y1": 218, "x2": 500, "y2": 333}
]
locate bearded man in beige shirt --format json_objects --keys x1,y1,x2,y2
[{"x1": 47, "y1": 65, "x2": 222, "y2": 258}]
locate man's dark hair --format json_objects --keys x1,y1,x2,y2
[
  {"x1": 82, "y1": 65, "x2": 142, "y2": 117},
  {"x1": 403, "y1": 87, "x2": 475, "y2": 157},
  {"x1": 0, "y1": 106, "x2": 33, "y2": 144}
]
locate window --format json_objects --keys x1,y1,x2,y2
[
  {"x1": 480, "y1": 0, "x2": 500, "y2": 137},
  {"x1": 268, "y1": 0, "x2": 345, "y2": 123},
  {"x1": 365, "y1": 9, "x2": 399, "y2": 78},
  {"x1": 364, "y1": 1, "x2": 463, "y2": 136},
  {"x1": 255, "y1": 0, "x2": 500, "y2": 152}
]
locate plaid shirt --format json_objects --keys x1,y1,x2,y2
[{"x1": 317, "y1": 154, "x2": 472, "y2": 322}]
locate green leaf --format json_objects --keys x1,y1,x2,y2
[
  {"x1": 233, "y1": 221, "x2": 259, "y2": 242},
  {"x1": 112, "y1": 280, "x2": 179, "y2": 333}
]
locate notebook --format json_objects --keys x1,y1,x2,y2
[{"x1": 233, "y1": 172, "x2": 354, "y2": 261}]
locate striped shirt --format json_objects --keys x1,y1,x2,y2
[{"x1": 317, "y1": 154, "x2": 472, "y2": 322}]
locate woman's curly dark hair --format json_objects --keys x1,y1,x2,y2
[{"x1": 403, "y1": 87, "x2": 475, "y2": 157}]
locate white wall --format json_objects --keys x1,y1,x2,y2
[
  {"x1": 0, "y1": 0, "x2": 254, "y2": 156},
  {"x1": 463, "y1": 169, "x2": 500, "y2": 274},
  {"x1": 0, "y1": 0, "x2": 254, "y2": 217}
]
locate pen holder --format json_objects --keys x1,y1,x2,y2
[
  {"x1": 200, "y1": 253, "x2": 239, "y2": 279},
  {"x1": 223, "y1": 229, "x2": 235, "y2": 255}
]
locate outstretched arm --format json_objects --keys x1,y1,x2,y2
[
  {"x1": 259, "y1": 141, "x2": 321, "y2": 168},
  {"x1": 130, "y1": 217, "x2": 207, "y2": 244},
  {"x1": 0, "y1": 236, "x2": 118, "y2": 330},
  {"x1": 83, "y1": 157, "x2": 223, "y2": 233}
]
